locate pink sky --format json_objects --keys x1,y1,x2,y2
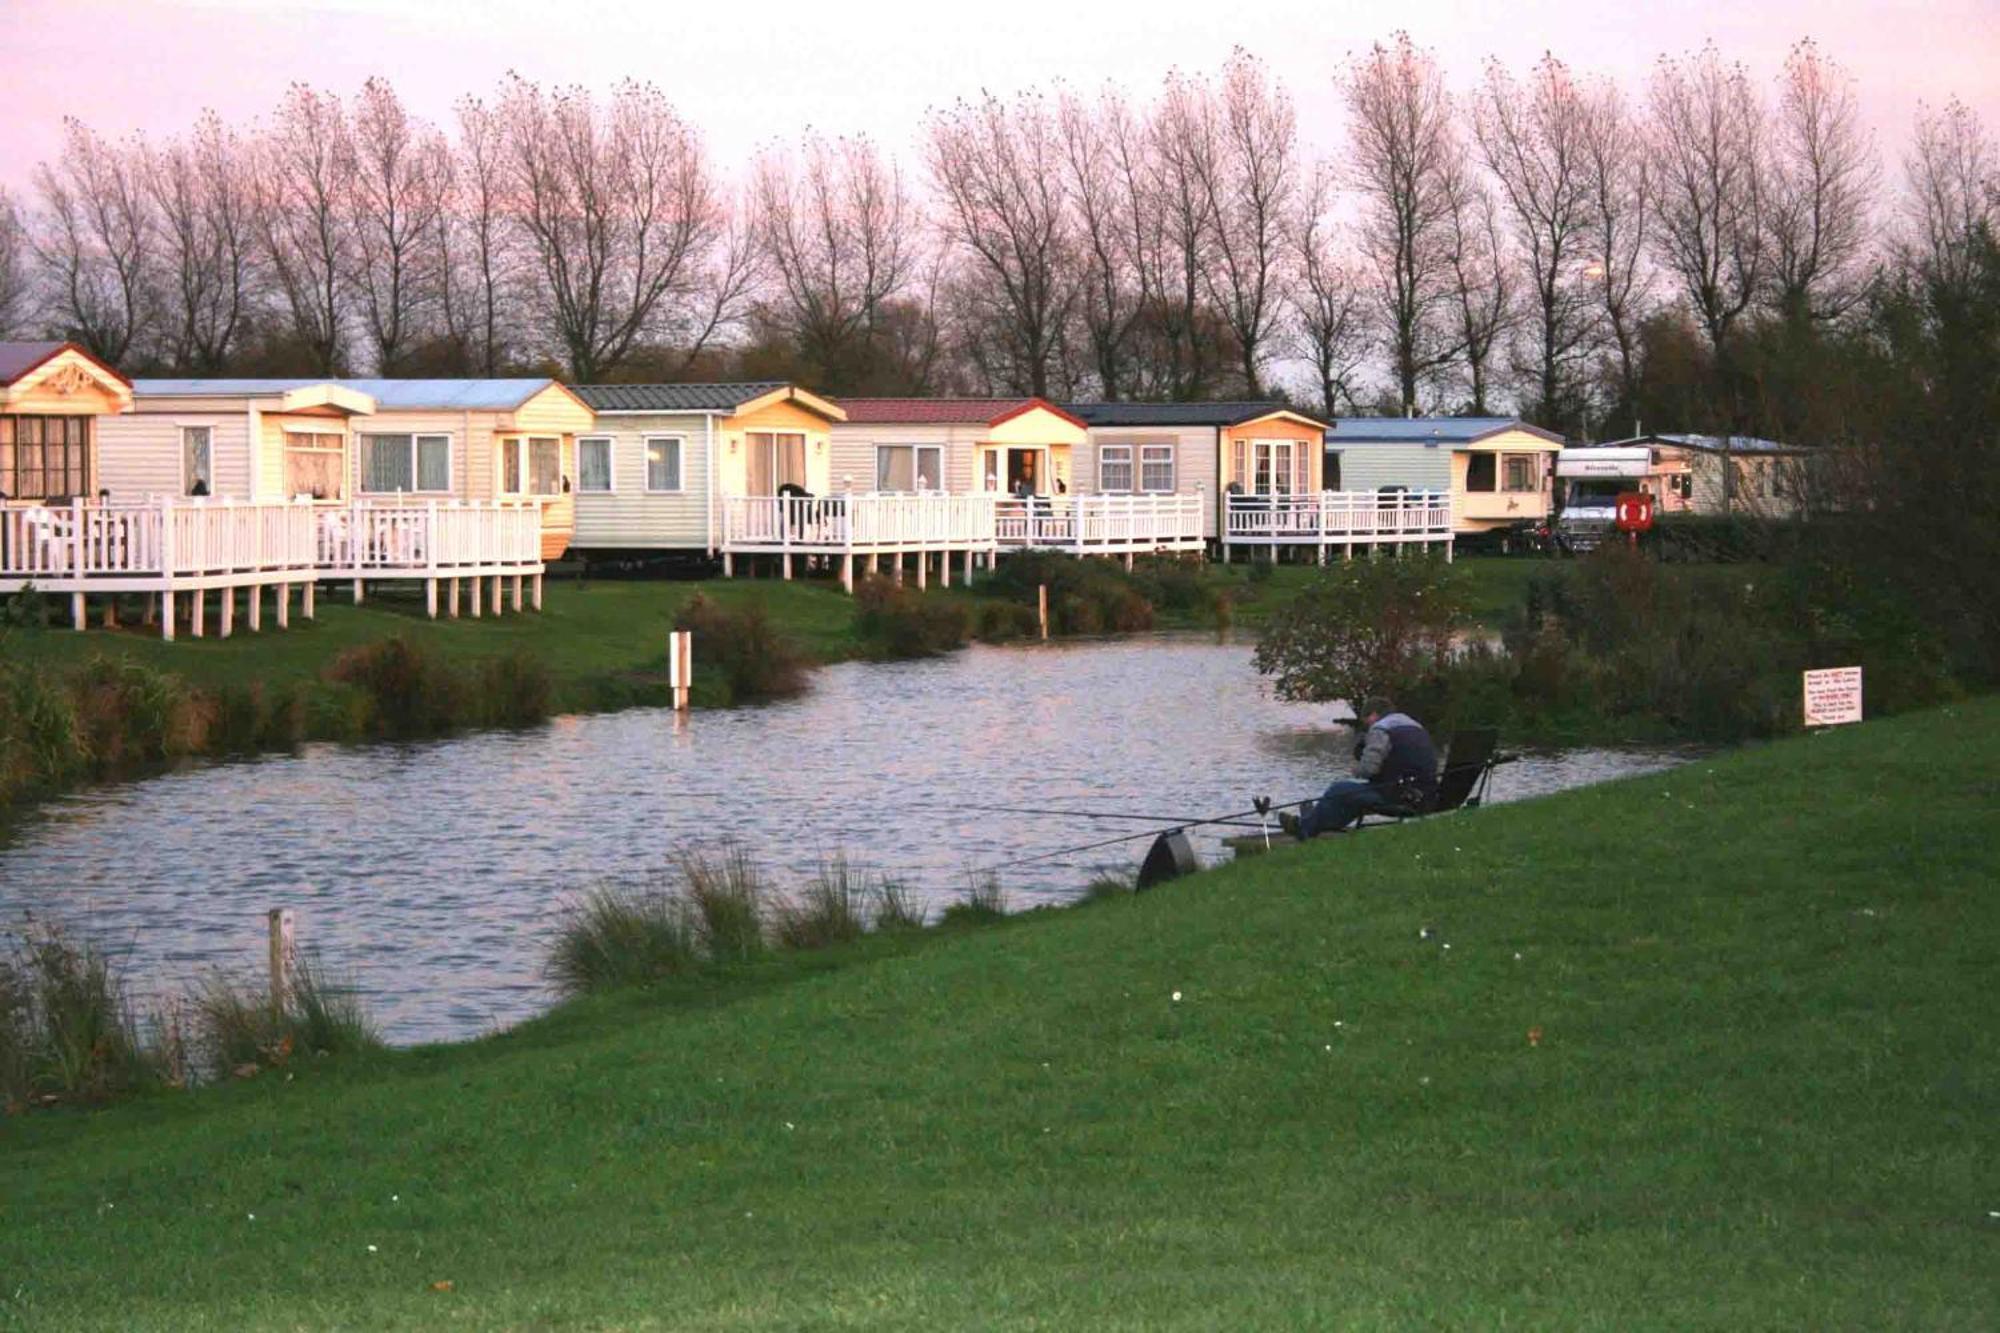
[{"x1": 2, "y1": 0, "x2": 1995, "y2": 189}]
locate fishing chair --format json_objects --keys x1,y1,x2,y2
[{"x1": 1352, "y1": 728, "x2": 1503, "y2": 828}]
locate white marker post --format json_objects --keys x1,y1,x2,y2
[
  {"x1": 267, "y1": 908, "x2": 296, "y2": 1017},
  {"x1": 669, "y1": 629, "x2": 693, "y2": 713},
  {"x1": 1803, "y1": 666, "x2": 1863, "y2": 727}
]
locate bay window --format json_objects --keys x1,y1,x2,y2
[
  {"x1": 1231, "y1": 438, "x2": 1307, "y2": 495},
  {"x1": 0, "y1": 415, "x2": 91, "y2": 501},
  {"x1": 500, "y1": 436, "x2": 564, "y2": 496},
  {"x1": 283, "y1": 431, "x2": 345, "y2": 500}
]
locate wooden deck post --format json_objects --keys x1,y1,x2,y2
[
  {"x1": 1038, "y1": 584, "x2": 1049, "y2": 640},
  {"x1": 71, "y1": 591, "x2": 86, "y2": 631},
  {"x1": 916, "y1": 550, "x2": 927, "y2": 590},
  {"x1": 940, "y1": 549, "x2": 950, "y2": 589},
  {"x1": 302, "y1": 580, "x2": 315, "y2": 620},
  {"x1": 722, "y1": 551, "x2": 734, "y2": 578},
  {"x1": 247, "y1": 584, "x2": 262, "y2": 632},
  {"x1": 962, "y1": 548, "x2": 974, "y2": 585},
  {"x1": 426, "y1": 577, "x2": 438, "y2": 618},
  {"x1": 470, "y1": 575, "x2": 483, "y2": 618},
  {"x1": 488, "y1": 574, "x2": 501, "y2": 614},
  {"x1": 191, "y1": 589, "x2": 206, "y2": 638},
  {"x1": 220, "y1": 588, "x2": 235, "y2": 638},
  {"x1": 1123, "y1": 552, "x2": 1134, "y2": 572},
  {"x1": 781, "y1": 552, "x2": 793, "y2": 581},
  {"x1": 532, "y1": 573, "x2": 544, "y2": 611},
  {"x1": 448, "y1": 577, "x2": 460, "y2": 618},
  {"x1": 102, "y1": 597, "x2": 118, "y2": 630},
  {"x1": 160, "y1": 591, "x2": 175, "y2": 642},
  {"x1": 840, "y1": 553, "x2": 854, "y2": 594},
  {"x1": 512, "y1": 573, "x2": 523, "y2": 612},
  {"x1": 276, "y1": 583, "x2": 290, "y2": 629}
]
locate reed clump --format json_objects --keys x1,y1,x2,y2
[
  {"x1": 771, "y1": 855, "x2": 869, "y2": 950},
  {"x1": 0, "y1": 921, "x2": 152, "y2": 1108},
  {"x1": 673, "y1": 594, "x2": 812, "y2": 703},
  {"x1": 190, "y1": 956, "x2": 381, "y2": 1080}
]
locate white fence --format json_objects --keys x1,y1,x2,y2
[
  {"x1": 994, "y1": 494, "x2": 1206, "y2": 554},
  {"x1": 1, "y1": 497, "x2": 546, "y2": 635},
  {"x1": 722, "y1": 493, "x2": 998, "y2": 555},
  {"x1": 1225, "y1": 490, "x2": 1454, "y2": 553}
]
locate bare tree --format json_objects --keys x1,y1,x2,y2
[
  {"x1": 500, "y1": 76, "x2": 735, "y2": 381},
  {"x1": 349, "y1": 78, "x2": 451, "y2": 373},
  {"x1": 1343, "y1": 33, "x2": 1463, "y2": 414},
  {"x1": 1579, "y1": 79, "x2": 1654, "y2": 413},
  {"x1": 1149, "y1": 70, "x2": 1222, "y2": 397},
  {"x1": 442, "y1": 95, "x2": 513, "y2": 374},
  {"x1": 1442, "y1": 161, "x2": 1514, "y2": 413},
  {"x1": 1291, "y1": 166, "x2": 1368, "y2": 417},
  {"x1": 148, "y1": 111, "x2": 259, "y2": 372},
  {"x1": 752, "y1": 133, "x2": 915, "y2": 390},
  {"x1": 1475, "y1": 54, "x2": 1596, "y2": 426},
  {"x1": 0, "y1": 188, "x2": 33, "y2": 339},
  {"x1": 1902, "y1": 98, "x2": 1996, "y2": 291},
  {"x1": 1197, "y1": 50, "x2": 1298, "y2": 396},
  {"x1": 1647, "y1": 44, "x2": 1767, "y2": 358},
  {"x1": 1059, "y1": 87, "x2": 1152, "y2": 399},
  {"x1": 32, "y1": 118, "x2": 156, "y2": 365},
  {"x1": 1766, "y1": 39, "x2": 1878, "y2": 322},
  {"x1": 926, "y1": 91, "x2": 1078, "y2": 397},
  {"x1": 255, "y1": 83, "x2": 354, "y2": 373}
]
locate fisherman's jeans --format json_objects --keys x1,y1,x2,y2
[{"x1": 1299, "y1": 779, "x2": 1387, "y2": 837}]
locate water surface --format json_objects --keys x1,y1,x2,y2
[{"x1": 0, "y1": 637, "x2": 1689, "y2": 1043}]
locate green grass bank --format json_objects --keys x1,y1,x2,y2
[{"x1": 3, "y1": 698, "x2": 1994, "y2": 1328}]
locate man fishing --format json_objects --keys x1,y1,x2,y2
[{"x1": 1281, "y1": 697, "x2": 1439, "y2": 838}]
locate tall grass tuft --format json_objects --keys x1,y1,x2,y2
[
  {"x1": 773, "y1": 855, "x2": 869, "y2": 950},
  {"x1": 0, "y1": 921, "x2": 149, "y2": 1104},
  {"x1": 546, "y1": 884, "x2": 700, "y2": 998},
  {"x1": 190, "y1": 956, "x2": 382, "y2": 1078},
  {"x1": 678, "y1": 843, "x2": 768, "y2": 963},
  {"x1": 474, "y1": 651, "x2": 555, "y2": 728},
  {"x1": 941, "y1": 872, "x2": 1008, "y2": 927},
  {"x1": 871, "y1": 879, "x2": 927, "y2": 932}
]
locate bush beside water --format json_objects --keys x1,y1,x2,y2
[
  {"x1": 672, "y1": 594, "x2": 812, "y2": 704},
  {"x1": 853, "y1": 577, "x2": 971, "y2": 658}
]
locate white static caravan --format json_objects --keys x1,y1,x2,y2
[
  {"x1": 103, "y1": 377, "x2": 596, "y2": 558},
  {"x1": 1594, "y1": 433, "x2": 1812, "y2": 518},
  {"x1": 567, "y1": 382, "x2": 846, "y2": 558},
  {"x1": 1327, "y1": 417, "x2": 1566, "y2": 535}
]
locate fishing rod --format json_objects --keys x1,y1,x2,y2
[
  {"x1": 967, "y1": 796, "x2": 1319, "y2": 876},
  {"x1": 922, "y1": 801, "x2": 1275, "y2": 830}
]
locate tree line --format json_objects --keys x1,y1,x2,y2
[{"x1": 0, "y1": 35, "x2": 1993, "y2": 447}]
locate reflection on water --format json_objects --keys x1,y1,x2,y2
[{"x1": 0, "y1": 637, "x2": 1692, "y2": 1044}]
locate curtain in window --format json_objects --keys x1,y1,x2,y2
[
  {"x1": 502, "y1": 441, "x2": 522, "y2": 493},
  {"x1": 578, "y1": 439, "x2": 612, "y2": 492},
  {"x1": 1, "y1": 416, "x2": 90, "y2": 500},
  {"x1": 877, "y1": 446, "x2": 914, "y2": 492},
  {"x1": 982, "y1": 450, "x2": 1000, "y2": 492},
  {"x1": 747, "y1": 433, "x2": 806, "y2": 494},
  {"x1": 284, "y1": 433, "x2": 343, "y2": 499},
  {"x1": 528, "y1": 438, "x2": 561, "y2": 494},
  {"x1": 364, "y1": 435, "x2": 414, "y2": 492},
  {"x1": 182, "y1": 426, "x2": 212, "y2": 495},
  {"x1": 646, "y1": 439, "x2": 680, "y2": 491},
  {"x1": 1099, "y1": 446, "x2": 1133, "y2": 492},
  {"x1": 915, "y1": 447, "x2": 941, "y2": 490},
  {"x1": 417, "y1": 436, "x2": 451, "y2": 492}
]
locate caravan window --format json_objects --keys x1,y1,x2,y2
[
  {"x1": 1140, "y1": 444, "x2": 1175, "y2": 493},
  {"x1": 576, "y1": 438, "x2": 613, "y2": 493},
  {"x1": 746, "y1": 432, "x2": 806, "y2": 495},
  {"x1": 363, "y1": 434, "x2": 452, "y2": 494},
  {"x1": 283, "y1": 431, "x2": 344, "y2": 500},
  {"x1": 1098, "y1": 444, "x2": 1134, "y2": 492},
  {"x1": 181, "y1": 426, "x2": 213, "y2": 496},
  {"x1": 1502, "y1": 454, "x2": 1538, "y2": 492},
  {"x1": 1467, "y1": 453, "x2": 1497, "y2": 492},
  {"x1": 0, "y1": 415, "x2": 91, "y2": 500},
  {"x1": 876, "y1": 444, "x2": 942, "y2": 492}
]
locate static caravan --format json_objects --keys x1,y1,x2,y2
[
  {"x1": 1328, "y1": 417, "x2": 1565, "y2": 535},
  {"x1": 831, "y1": 398, "x2": 1088, "y2": 499},
  {"x1": 103, "y1": 378, "x2": 595, "y2": 558},
  {"x1": 1066, "y1": 401, "x2": 1327, "y2": 542},
  {"x1": 1595, "y1": 433, "x2": 1811, "y2": 518},
  {"x1": 568, "y1": 382, "x2": 846, "y2": 558},
  {"x1": 0, "y1": 341, "x2": 134, "y2": 505}
]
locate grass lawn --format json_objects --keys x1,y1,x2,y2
[{"x1": 3, "y1": 698, "x2": 1994, "y2": 1328}]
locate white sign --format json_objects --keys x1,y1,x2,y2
[{"x1": 1803, "y1": 666, "x2": 1863, "y2": 727}]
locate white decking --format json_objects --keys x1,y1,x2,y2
[
  {"x1": 1224, "y1": 490, "x2": 1454, "y2": 559},
  {"x1": 0, "y1": 498, "x2": 546, "y2": 638},
  {"x1": 720, "y1": 491, "x2": 1207, "y2": 591}
]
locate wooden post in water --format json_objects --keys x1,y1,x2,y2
[
  {"x1": 668, "y1": 629, "x2": 693, "y2": 713},
  {"x1": 267, "y1": 908, "x2": 295, "y2": 1017},
  {"x1": 1038, "y1": 583, "x2": 1049, "y2": 640}
]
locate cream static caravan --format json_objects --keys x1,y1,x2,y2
[
  {"x1": 100, "y1": 378, "x2": 595, "y2": 557},
  {"x1": 0, "y1": 341, "x2": 134, "y2": 505}
]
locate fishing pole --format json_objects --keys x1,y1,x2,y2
[
  {"x1": 920, "y1": 802, "x2": 1274, "y2": 830},
  {"x1": 966, "y1": 796, "x2": 1320, "y2": 876}
]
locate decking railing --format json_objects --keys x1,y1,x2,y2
[
  {"x1": 1, "y1": 497, "x2": 547, "y2": 636},
  {"x1": 722, "y1": 493, "x2": 1000, "y2": 554},
  {"x1": 993, "y1": 494, "x2": 1206, "y2": 553},
  {"x1": 1224, "y1": 490, "x2": 1454, "y2": 549}
]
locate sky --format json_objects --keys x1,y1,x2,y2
[{"x1": 2, "y1": 0, "x2": 1995, "y2": 192}]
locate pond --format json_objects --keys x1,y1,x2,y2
[{"x1": 0, "y1": 636, "x2": 1691, "y2": 1045}]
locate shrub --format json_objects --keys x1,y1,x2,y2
[
  {"x1": 547, "y1": 885, "x2": 700, "y2": 998},
  {"x1": 327, "y1": 636, "x2": 464, "y2": 738},
  {"x1": 974, "y1": 600, "x2": 1042, "y2": 643},
  {"x1": 473, "y1": 651, "x2": 554, "y2": 728},
  {"x1": 854, "y1": 577, "x2": 971, "y2": 658},
  {"x1": 673, "y1": 594, "x2": 812, "y2": 704},
  {"x1": 0, "y1": 654, "x2": 87, "y2": 802},
  {"x1": 678, "y1": 843, "x2": 768, "y2": 964},
  {"x1": 70, "y1": 656, "x2": 207, "y2": 772},
  {"x1": 984, "y1": 553, "x2": 1156, "y2": 636},
  {"x1": 1253, "y1": 555, "x2": 1470, "y2": 707},
  {"x1": 773, "y1": 855, "x2": 868, "y2": 951}
]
